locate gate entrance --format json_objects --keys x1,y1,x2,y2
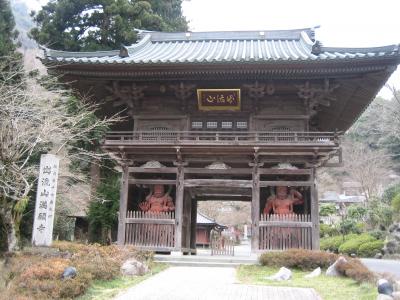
[{"x1": 210, "y1": 232, "x2": 235, "y2": 256}]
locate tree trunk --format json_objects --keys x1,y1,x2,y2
[{"x1": 3, "y1": 210, "x2": 18, "y2": 252}]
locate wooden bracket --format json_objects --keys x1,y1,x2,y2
[
  {"x1": 169, "y1": 82, "x2": 196, "y2": 112},
  {"x1": 243, "y1": 81, "x2": 275, "y2": 112},
  {"x1": 105, "y1": 81, "x2": 147, "y2": 116},
  {"x1": 296, "y1": 79, "x2": 340, "y2": 117}
]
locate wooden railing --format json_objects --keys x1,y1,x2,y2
[
  {"x1": 104, "y1": 131, "x2": 339, "y2": 145},
  {"x1": 124, "y1": 211, "x2": 175, "y2": 250},
  {"x1": 259, "y1": 214, "x2": 312, "y2": 250}
]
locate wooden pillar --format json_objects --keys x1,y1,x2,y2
[
  {"x1": 190, "y1": 198, "x2": 197, "y2": 253},
  {"x1": 310, "y1": 168, "x2": 320, "y2": 250},
  {"x1": 183, "y1": 192, "x2": 192, "y2": 252},
  {"x1": 251, "y1": 159, "x2": 261, "y2": 252},
  {"x1": 117, "y1": 164, "x2": 129, "y2": 245},
  {"x1": 174, "y1": 162, "x2": 184, "y2": 251}
]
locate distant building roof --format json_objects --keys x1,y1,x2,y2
[
  {"x1": 41, "y1": 28, "x2": 400, "y2": 65},
  {"x1": 320, "y1": 191, "x2": 341, "y2": 202},
  {"x1": 197, "y1": 212, "x2": 217, "y2": 225},
  {"x1": 342, "y1": 181, "x2": 363, "y2": 188},
  {"x1": 320, "y1": 191, "x2": 365, "y2": 203},
  {"x1": 197, "y1": 212, "x2": 227, "y2": 229}
]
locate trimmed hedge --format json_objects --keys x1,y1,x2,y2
[
  {"x1": 259, "y1": 249, "x2": 337, "y2": 270},
  {"x1": 338, "y1": 234, "x2": 376, "y2": 255},
  {"x1": 259, "y1": 249, "x2": 376, "y2": 283},
  {"x1": 358, "y1": 240, "x2": 384, "y2": 258}
]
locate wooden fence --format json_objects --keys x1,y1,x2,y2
[
  {"x1": 210, "y1": 233, "x2": 235, "y2": 256},
  {"x1": 259, "y1": 214, "x2": 312, "y2": 250},
  {"x1": 125, "y1": 211, "x2": 175, "y2": 250}
]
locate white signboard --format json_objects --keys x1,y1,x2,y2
[{"x1": 32, "y1": 154, "x2": 60, "y2": 246}]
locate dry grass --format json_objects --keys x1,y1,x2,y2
[{"x1": 0, "y1": 242, "x2": 153, "y2": 299}]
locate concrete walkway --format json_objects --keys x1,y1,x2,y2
[
  {"x1": 361, "y1": 258, "x2": 400, "y2": 279},
  {"x1": 113, "y1": 266, "x2": 321, "y2": 300}
]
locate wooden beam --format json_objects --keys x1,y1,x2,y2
[
  {"x1": 259, "y1": 221, "x2": 312, "y2": 228},
  {"x1": 258, "y1": 152, "x2": 328, "y2": 156},
  {"x1": 125, "y1": 218, "x2": 175, "y2": 225},
  {"x1": 259, "y1": 168, "x2": 312, "y2": 175},
  {"x1": 197, "y1": 193, "x2": 251, "y2": 198},
  {"x1": 184, "y1": 179, "x2": 252, "y2": 188},
  {"x1": 259, "y1": 181, "x2": 313, "y2": 187},
  {"x1": 196, "y1": 197, "x2": 251, "y2": 202},
  {"x1": 310, "y1": 168, "x2": 320, "y2": 250},
  {"x1": 128, "y1": 167, "x2": 177, "y2": 173},
  {"x1": 117, "y1": 165, "x2": 129, "y2": 245},
  {"x1": 174, "y1": 162, "x2": 185, "y2": 251},
  {"x1": 253, "y1": 114, "x2": 310, "y2": 120},
  {"x1": 323, "y1": 162, "x2": 344, "y2": 167},
  {"x1": 184, "y1": 168, "x2": 252, "y2": 174},
  {"x1": 128, "y1": 179, "x2": 176, "y2": 185}
]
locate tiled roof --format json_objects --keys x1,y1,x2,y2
[
  {"x1": 42, "y1": 28, "x2": 400, "y2": 65},
  {"x1": 197, "y1": 212, "x2": 216, "y2": 225}
]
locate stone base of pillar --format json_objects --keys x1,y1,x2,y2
[{"x1": 171, "y1": 251, "x2": 183, "y2": 257}]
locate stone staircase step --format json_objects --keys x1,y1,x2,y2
[
  {"x1": 154, "y1": 254, "x2": 259, "y2": 267},
  {"x1": 154, "y1": 260, "x2": 245, "y2": 268}
]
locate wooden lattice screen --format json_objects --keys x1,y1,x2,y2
[
  {"x1": 124, "y1": 211, "x2": 175, "y2": 250},
  {"x1": 259, "y1": 214, "x2": 312, "y2": 250}
]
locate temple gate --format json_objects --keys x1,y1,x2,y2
[{"x1": 41, "y1": 28, "x2": 400, "y2": 253}]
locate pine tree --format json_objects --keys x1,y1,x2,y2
[
  {"x1": 0, "y1": 0, "x2": 19, "y2": 56},
  {"x1": 30, "y1": 0, "x2": 188, "y2": 51}
]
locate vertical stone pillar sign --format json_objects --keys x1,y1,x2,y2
[{"x1": 32, "y1": 154, "x2": 60, "y2": 246}]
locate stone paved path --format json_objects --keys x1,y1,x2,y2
[{"x1": 113, "y1": 266, "x2": 321, "y2": 300}]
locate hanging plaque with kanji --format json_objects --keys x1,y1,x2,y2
[
  {"x1": 197, "y1": 89, "x2": 241, "y2": 111},
  {"x1": 32, "y1": 154, "x2": 60, "y2": 246}
]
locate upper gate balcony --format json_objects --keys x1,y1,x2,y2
[
  {"x1": 102, "y1": 130, "x2": 341, "y2": 165},
  {"x1": 104, "y1": 130, "x2": 339, "y2": 146}
]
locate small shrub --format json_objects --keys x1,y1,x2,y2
[
  {"x1": 320, "y1": 224, "x2": 339, "y2": 238},
  {"x1": 320, "y1": 235, "x2": 344, "y2": 252},
  {"x1": 19, "y1": 258, "x2": 70, "y2": 281},
  {"x1": 392, "y1": 193, "x2": 400, "y2": 215},
  {"x1": 336, "y1": 258, "x2": 376, "y2": 283},
  {"x1": 357, "y1": 240, "x2": 384, "y2": 257},
  {"x1": 320, "y1": 234, "x2": 357, "y2": 253},
  {"x1": 319, "y1": 203, "x2": 336, "y2": 216},
  {"x1": 59, "y1": 272, "x2": 92, "y2": 298},
  {"x1": 338, "y1": 234, "x2": 376, "y2": 255},
  {"x1": 368, "y1": 230, "x2": 387, "y2": 240},
  {"x1": 259, "y1": 249, "x2": 338, "y2": 270},
  {"x1": 338, "y1": 219, "x2": 362, "y2": 235}
]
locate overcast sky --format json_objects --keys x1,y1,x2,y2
[
  {"x1": 28, "y1": 0, "x2": 400, "y2": 97},
  {"x1": 182, "y1": 0, "x2": 400, "y2": 98}
]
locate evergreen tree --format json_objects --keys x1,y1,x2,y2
[
  {"x1": 0, "y1": 0, "x2": 19, "y2": 56},
  {"x1": 30, "y1": 0, "x2": 188, "y2": 51},
  {"x1": 0, "y1": 0, "x2": 20, "y2": 252}
]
